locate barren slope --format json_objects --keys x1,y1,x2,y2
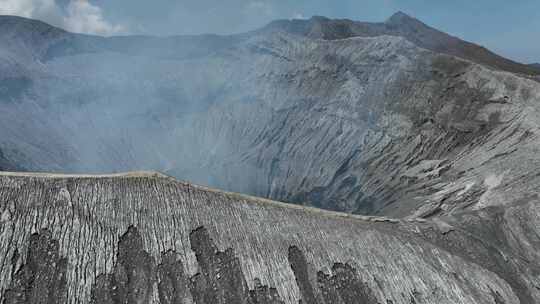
[
  {"x1": 0, "y1": 172, "x2": 539, "y2": 303},
  {"x1": 1, "y1": 15, "x2": 540, "y2": 218},
  {"x1": 1, "y1": 13, "x2": 540, "y2": 303}
]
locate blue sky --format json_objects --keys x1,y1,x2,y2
[{"x1": 1, "y1": 0, "x2": 538, "y2": 63}]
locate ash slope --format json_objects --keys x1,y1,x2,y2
[
  {"x1": 0, "y1": 172, "x2": 539, "y2": 304},
  {"x1": 2, "y1": 14, "x2": 540, "y2": 218}
]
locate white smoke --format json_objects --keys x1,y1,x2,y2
[
  {"x1": 292, "y1": 12, "x2": 306, "y2": 20},
  {"x1": 63, "y1": 0, "x2": 124, "y2": 35},
  {"x1": 0, "y1": 0, "x2": 125, "y2": 36}
]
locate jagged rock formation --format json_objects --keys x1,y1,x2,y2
[
  {"x1": 3, "y1": 229, "x2": 68, "y2": 304},
  {"x1": 0, "y1": 172, "x2": 538, "y2": 303}
]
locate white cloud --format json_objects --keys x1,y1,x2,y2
[{"x1": 0, "y1": 0, "x2": 125, "y2": 36}]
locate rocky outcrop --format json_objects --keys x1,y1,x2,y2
[
  {"x1": 288, "y1": 246, "x2": 379, "y2": 304},
  {"x1": 90, "y1": 225, "x2": 156, "y2": 304},
  {"x1": 3, "y1": 229, "x2": 68, "y2": 304},
  {"x1": 0, "y1": 172, "x2": 538, "y2": 303}
]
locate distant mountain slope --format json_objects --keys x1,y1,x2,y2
[
  {"x1": 0, "y1": 15, "x2": 67, "y2": 58},
  {"x1": 0, "y1": 148, "x2": 19, "y2": 171},
  {"x1": 0, "y1": 172, "x2": 538, "y2": 303},
  {"x1": 263, "y1": 12, "x2": 540, "y2": 76}
]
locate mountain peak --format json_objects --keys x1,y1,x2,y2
[
  {"x1": 259, "y1": 13, "x2": 539, "y2": 76},
  {"x1": 385, "y1": 11, "x2": 425, "y2": 27},
  {"x1": 387, "y1": 11, "x2": 413, "y2": 21}
]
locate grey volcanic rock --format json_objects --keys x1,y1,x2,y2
[
  {"x1": 91, "y1": 225, "x2": 157, "y2": 304},
  {"x1": 263, "y1": 12, "x2": 540, "y2": 76},
  {"x1": 1, "y1": 15, "x2": 540, "y2": 304},
  {"x1": 3, "y1": 229, "x2": 68, "y2": 304},
  {"x1": 0, "y1": 172, "x2": 538, "y2": 303},
  {"x1": 1, "y1": 14, "x2": 540, "y2": 218}
]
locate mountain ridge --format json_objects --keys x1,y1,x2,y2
[
  {"x1": 262, "y1": 12, "x2": 540, "y2": 76},
  {"x1": 0, "y1": 169, "x2": 405, "y2": 223},
  {"x1": 1, "y1": 13, "x2": 539, "y2": 77}
]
